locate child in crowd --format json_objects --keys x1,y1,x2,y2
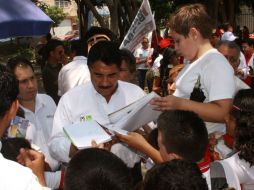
[
  {"x1": 1, "y1": 138, "x2": 63, "y2": 189},
  {"x1": 143, "y1": 159, "x2": 208, "y2": 190},
  {"x1": 64, "y1": 148, "x2": 133, "y2": 190},
  {"x1": 220, "y1": 89, "x2": 254, "y2": 189}
]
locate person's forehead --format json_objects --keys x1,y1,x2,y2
[
  {"x1": 91, "y1": 60, "x2": 119, "y2": 72},
  {"x1": 15, "y1": 66, "x2": 34, "y2": 79}
]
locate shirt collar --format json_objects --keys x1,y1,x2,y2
[
  {"x1": 20, "y1": 94, "x2": 45, "y2": 113},
  {"x1": 73, "y1": 56, "x2": 87, "y2": 61}
]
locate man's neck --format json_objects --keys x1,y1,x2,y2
[{"x1": 19, "y1": 99, "x2": 36, "y2": 113}]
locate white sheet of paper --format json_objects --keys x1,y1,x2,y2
[
  {"x1": 108, "y1": 92, "x2": 161, "y2": 131},
  {"x1": 63, "y1": 120, "x2": 112, "y2": 149}
]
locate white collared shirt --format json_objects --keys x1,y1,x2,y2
[
  {"x1": 21, "y1": 94, "x2": 59, "y2": 171},
  {"x1": 49, "y1": 81, "x2": 145, "y2": 165},
  {"x1": 58, "y1": 56, "x2": 90, "y2": 96}
]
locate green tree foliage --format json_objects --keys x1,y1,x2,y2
[
  {"x1": 149, "y1": 0, "x2": 173, "y2": 29},
  {"x1": 46, "y1": 6, "x2": 67, "y2": 28}
]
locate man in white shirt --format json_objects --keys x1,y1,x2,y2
[
  {"x1": 49, "y1": 41, "x2": 145, "y2": 182},
  {"x1": 0, "y1": 64, "x2": 49, "y2": 190},
  {"x1": 7, "y1": 57, "x2": 59, "y2": 171},
  {"x1": 134, "y1": 37, "x2": 154, "y2": 91},
  {"x1": 58, "y1": 40, "x2": 90, "y2": 96}
]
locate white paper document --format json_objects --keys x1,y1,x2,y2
[
  {"x1": 108, "y1": 92, "x2": 161, "y2": 132},
  {"x1": 63, "y1": 120, "x2": 112, "y2": 149}
]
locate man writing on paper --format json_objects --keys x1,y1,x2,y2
[{"x1": 49, "y1": 41, "x2": 146, "y2": 183}]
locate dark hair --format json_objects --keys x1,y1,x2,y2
[
  {"x1": 120, "y1": 48, "x2": 136, "y2": 73},
  {"x1": 64, "y1": 148, "x2": 133, "y2": 190},
  {"x1": 143, "y1": 159, "x2": 208, "y2": 190},
  {"x1": 169, "y1": 4, "x2": 213, "y2": 39},
  {"x1": 1, "y1": 138, "x2": 31, "y2": 161},
  {"x1": 231, "y1": 89, "x2": 254, "y2": 166},
  {"x1": 87, "y1": 41, "x2": 122, "y2": 69},
  {"x1": 241, "y1": 38, "x2": 254, "y2": 47},
  {"x1": 84, "y1": 26, "x2": 118, "y2": 43},
  {"x1": 70, "y1": 40, "x2": 87, "y2": 56},
  {"x1": 158, "y1": 110, "x2": 208, "y2": 162},
  {"x1": 7, "y1": 56, "x2": 34, "y2": 74},
  {"x1": 160, "y1": 48, "x2": 176, "y2": 78},
  {"x1": 0, "y1": 64, "x2": 19, "y2": 118},
  {"x1": 216, "y1": 40, "x2": 241, "y2": 59},
  {"x1": 45, "y1": 39, "x2": 64, "y2": 59}
]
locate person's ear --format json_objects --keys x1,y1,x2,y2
[
  {"x1": 189, "y1": 27, "x2": 199, "y2": 41},
  {"x1": 7, "y1": 100, "x2": 19, "y2": 120}
]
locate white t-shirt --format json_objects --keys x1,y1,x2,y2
[
  {"x1": 134, "y1": 47, "x2": 153, "y2": 70},
  {"x1": 21, "y1": 94, "x2": 59, "y2": 171},
  {"x1": 0, "y1": 142, "x2": 50, "y2": 190},
  {"x1": 220, "y1": 152, "x2": 254, "y2": 190},
  {"x1": 174, "y1": 48, "x2": 235, "y2": 134},
  {"x1": 49, "y1": 81, "x2": 145, "y2": 166},
  {"x1": 58, "y1": 56, "x2": 90, "y2": 96}
]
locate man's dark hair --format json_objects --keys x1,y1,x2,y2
[
  {"x1": 216, "y1": 40, "x2": 241, "y2": 59},
  {"x1": 1, "y1": 138, "x2": 31, "y2": 161},
  {"x1": 45, "y1": 39, "x2": 64, "y2": 59},
  {"x1": 87, "y1": 41, "x2": 121, "y2": 69},
  {"x1": 64, "y1": 148, "x2": 132, "y2": 190},
  {"x1": 143, "y1": 159, "x2": 208, "y2": 190},
  {"x1": 0, "y1": 64, "x2": 19, "y2": 118},
  {"x1": 84, "y1": 26, "x2": 118, "y2": 43},
  {"x1": 70, "y1": 40, "x2": 87, "y2": 57},
  {"x1": 7, "y1": 56, "x2": 34, "y2": 74},
  {"x1": 231, "y1": 89, "x2": 254, "y2": 166},
  {"x1": 120, "y1": 48, "x2": 136, "y2": 73},
  {"x1": 158, "y1": 110, "x2": 208, "y2": 162}
]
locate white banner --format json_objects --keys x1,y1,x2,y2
[{"x1": 119, "y1": 0, "x2": 156, "y2": 52}]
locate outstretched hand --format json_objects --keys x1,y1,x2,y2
[
  {"x1": 150, "y1": 96, "x2": 181, "y2": 111},
  {"x1": 116, "y1": 132, "x2": 149, "y2": 153}
]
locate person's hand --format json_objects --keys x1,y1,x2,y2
[
  {"x1": 17, "y1": 148, "x2": 46, "y2": 186},
  {"x1": 150, "y1": 95, "x2": 181, "y2": 111},
  {"x1": 91, "y1": 139, "x2": 116, "y2": 151},
  {"x1": 116, "y1": 132, "x2": 149, "y2": 152}
]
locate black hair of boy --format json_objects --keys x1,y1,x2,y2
[
  {"x1": 64, "y1": 148, "x2": 133, "y2": 190},
  {"x1": 143, "y1": 159, "x2": 208, "y2": 190},
  {"x1": 87, "y1": 41, "x2": 121, "y2": 69},
  {"x1": 231, "y1": 89, "x2": 254, "y2": 166},
  {"x1": 158, "y1": 110, "x2": 208, "y2": 162},
  {"x1": 1, "y1": 138, "x2": 31, "y2": 161},
  {"x1": 0, "y1": 64, "x2": 19, "y2": 118}
]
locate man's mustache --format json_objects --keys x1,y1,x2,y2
[{"x1": 98, "y1": 86, "x2": 112, "y2": 89}]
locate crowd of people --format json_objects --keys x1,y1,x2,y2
[{"x1": 0, "y1": 3, "x2": 254, "y2": 190}]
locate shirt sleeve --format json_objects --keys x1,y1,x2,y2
[
  {"x1": 202, "y1": 56, "x2": 235, "y2": 102},
  {"x1": 49, "y1": 96, "x2": 72, "y2": 163}
]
